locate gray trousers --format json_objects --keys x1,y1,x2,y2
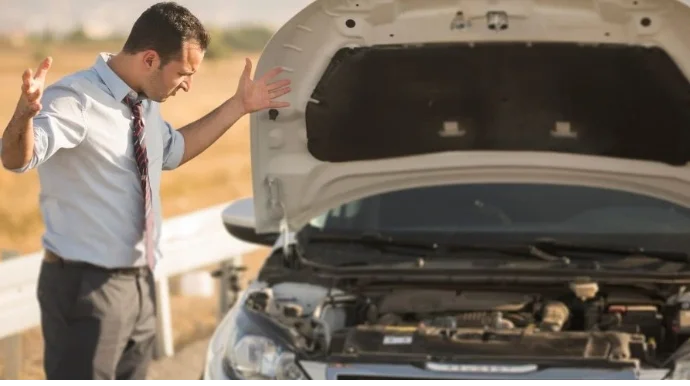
[{"x1": 36, "y1": 252, "x2": 157, "y2": 380}]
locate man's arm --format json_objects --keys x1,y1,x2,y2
[
  {"x1": 171, "y1": 58, "x2": 291, "y2": 167},
  {"x1": 1, "y1": 58, "x2": 52, "y2": 170},
  {"x1": 176, "y1": 95, "x2": 245, "y2": 167},
  {"x1": 1, "y1": 59, "x2": 88, "y2": 173},
  {"x1": 1, "y1": 109, "x2": 36, "y2": 170}
]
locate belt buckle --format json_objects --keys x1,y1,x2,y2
[{"x1": 122, "y1": 266, "x2": 148, "y2": 276}]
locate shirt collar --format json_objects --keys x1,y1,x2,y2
[{"x1": 93, "y1": 52, "x2": 144, "y2": 103}]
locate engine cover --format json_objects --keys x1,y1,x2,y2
[{"x1": 328, "y1": 324, "x2": 648, "y2": 368}]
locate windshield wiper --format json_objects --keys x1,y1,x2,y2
[
  {"x1": 533, "y1": 238, "x2": 690, "y2": 263},
  {"x1": 303, "y1": 231, "x2": 440, "y2": 253},
  {"x1": 444, "y1": 243, "x2": 571, "y2": 264},
  {"x1": 302, "y1": 231, "x2": 571, "y2": 264}
]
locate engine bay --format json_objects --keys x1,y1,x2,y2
[{"x1": 243, "y1": 280, "x2": 690, "y2": 368}]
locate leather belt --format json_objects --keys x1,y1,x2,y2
[{"x1": 44, "y1": 250, "x2": 150, "y2": 276}]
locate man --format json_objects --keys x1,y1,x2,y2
[{"x1": 0, "y1": 2, "x2": 291, "y2": 380}]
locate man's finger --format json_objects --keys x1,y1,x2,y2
[
  {"x1": 34, "y1": 57, "x2": 52, "y2": 80},
  {"x1": 27, "y1": 86, "x2": 42, "y2": 101},
  {"x1": 22, "y1": 69, "x2": 32, "y2": 88},
  {"x1": 269, "y1": 87, "x2": 291, "y2": 99},
  {"x1": 241, "y1": 58, "x2": 252, "y2": 79},
  {"x1": 31, "y1": 102, "x2": 42, "y2": 113},
  {"x1": 269, "y1": 101, "x2": 291, "y2": 108},
  {"x1": 259, "y1": 67, "x2": 284, "y2": 83},
  {"x1": 267, "y1": 79, "x2": 291, "y2": 91},
  {"x1": 25, "y1": 79, "x2": 39, "y2": 96}
]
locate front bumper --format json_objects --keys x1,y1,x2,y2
[
  {"x1": 203, "y1": 359, "x2": 671, "y2": 380},
  {"x1": 312, "y1": 362, "x2": 672, "y2": 380}
]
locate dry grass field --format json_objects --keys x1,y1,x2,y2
[{"x1": 0, "y1": 42, "x2": 270, "y2": 379}]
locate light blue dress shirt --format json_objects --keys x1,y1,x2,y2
[{"x1": 0, "y1": 52, "x2": 186, "y2": 269}]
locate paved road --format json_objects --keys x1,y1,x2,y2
[{"x1": 147, "y1": 337, "x2": 212, "y2": 380}]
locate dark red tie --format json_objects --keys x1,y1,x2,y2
[{"x1": 124, "y1": 95, "x2": 155, "y2": 271}]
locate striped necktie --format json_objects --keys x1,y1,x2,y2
[{"x1": 124, "y1": 95, "x2": 155, "y2": 271}]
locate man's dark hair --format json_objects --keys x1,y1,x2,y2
[{"x1": 122, "y1": 2, "x2": 210, "y2": 65}]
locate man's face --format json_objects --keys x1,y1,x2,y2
[{"x1": 145, "y1": 40, "x2": 204, "y2": 102}]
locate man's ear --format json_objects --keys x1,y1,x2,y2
[{"x1": 142, "y1": 50, "x2": 160, "y2": 70}]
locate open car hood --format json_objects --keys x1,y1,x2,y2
[{"x1": 250, "y1": 0, "x2": 690, "y2": 234}]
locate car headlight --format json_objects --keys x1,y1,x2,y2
[{"x1": 224, "y1": 335, "x2": 308, "y2": 380}]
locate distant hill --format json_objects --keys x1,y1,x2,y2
[{"x1": 0, "y1": 0, "x2": 315, "y2": 36}]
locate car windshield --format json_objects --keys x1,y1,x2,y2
[{"x1": 305, "y1": 183, "x2": 690, "y2": 253}]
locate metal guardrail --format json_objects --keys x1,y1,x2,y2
[{"x1": 0, "y1": 202, "x2": 260, "y2": 379}]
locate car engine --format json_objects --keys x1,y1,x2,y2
[{"x1": 243, "y1": 280, "x2": 690, "y2": 368}]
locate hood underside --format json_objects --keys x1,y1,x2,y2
[{"x1": 250, "y1": 0, "x2": 690, "y2": 233}]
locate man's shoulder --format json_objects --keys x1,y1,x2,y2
[{"x1": 44, "y1": 68, "x2": 103, "y2": 103}]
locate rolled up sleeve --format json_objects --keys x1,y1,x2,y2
[
  {"x1": 5, "y1": 83, "x2": 87, "y2": 173},
  {"x1": 161, "y1": 120, "x2": 185, "y2": 170}
]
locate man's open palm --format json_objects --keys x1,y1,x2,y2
[
  {"x1": 235, "y1": 58, "x2": 291, "y2": 114},
  {"x1": 17, "y1": 56, "x2": 52, "y2": 118}
]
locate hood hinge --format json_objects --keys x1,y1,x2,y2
[
  {"x1": 266, "y1": 177, "x2": 295, "y2": 263},
  {"x1": 266, "y1": 177, "x2": 283, "y2": 216}
]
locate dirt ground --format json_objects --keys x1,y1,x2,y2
[
  {"x1": 147, "y1": 336, "x2": 213, "y2": 380},
  {"x1": 0, "y1": 42, "x2": 270, "y2": 379}
]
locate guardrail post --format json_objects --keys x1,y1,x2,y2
[
  {"x1": 154, "y1": 276, "x2": 174, "y2": 359},
  {"x1": 1, "y1": 335, "x2": 22, "y2": 379},
  {"x1": 216, "y1": 259, "x2": 235, "y2": 322},
  {"x1": 213, "y1": 256, "x2": 246, "y2": 323}
]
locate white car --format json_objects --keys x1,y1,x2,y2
[{"x1": 202, "y1": 0, "x2": 690, "y2": 380}]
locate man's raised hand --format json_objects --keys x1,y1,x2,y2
[
  {"x1": 234, "y1": 58, "x2": 291, "y2": 115},
  {"x1": 17, "y1": 57, "x2": 52, "y2": 119}
]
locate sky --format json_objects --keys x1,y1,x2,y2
[{"x1": 0, "y1": 0, "x2": 317, "y2": 35}]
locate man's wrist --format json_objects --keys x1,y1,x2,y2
[
  {"x1": 225, "y1": 94, "x2": 248, "y2": 117},
  {"x1": 6, "y1": 113, "x2": 28, "y2": 139}
]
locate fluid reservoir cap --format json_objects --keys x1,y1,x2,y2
[{"x1": 570, "y1": 280, "x2": 599, "y2": 301}]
